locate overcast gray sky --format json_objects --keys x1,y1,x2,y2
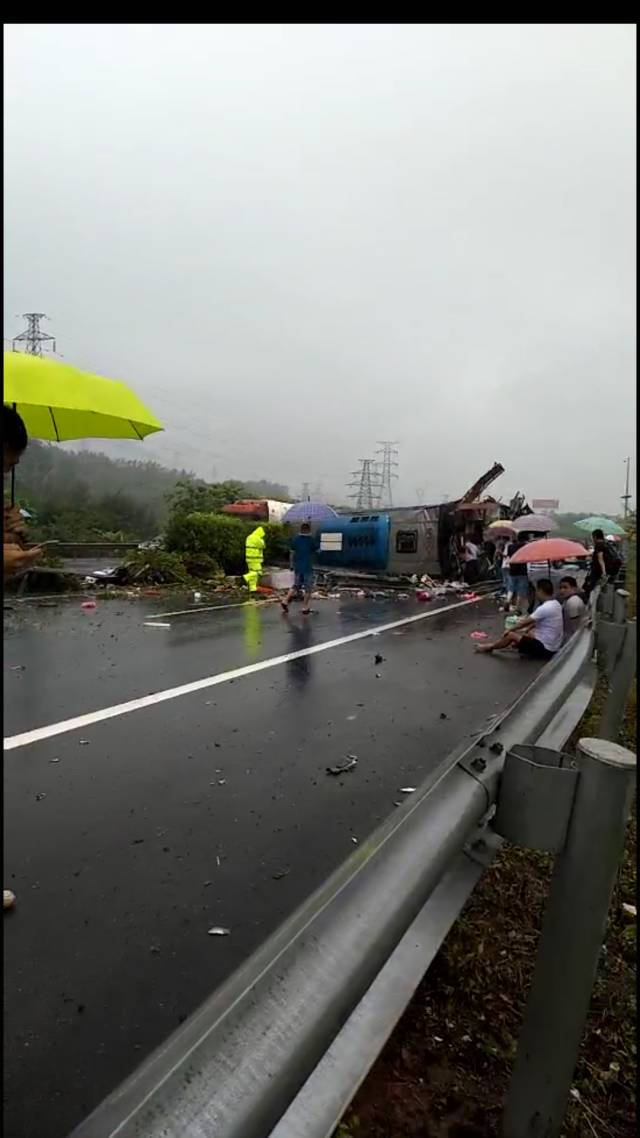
[{"x1": 4, "y1": 23, "x2": 636, "y2": 511}]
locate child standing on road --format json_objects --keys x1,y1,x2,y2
[{"x1": 281, "y1": 522, "x2": 316, "y2": 615}]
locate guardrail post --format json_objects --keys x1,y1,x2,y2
[
  {"x1": 598, "y1": 619, "x2": 637, "y2": 741},
  {"x1": 503, "y1": 737, "x2": 636, "y2": 1138},
  {"x1": 612, "y1": 588, "x2": 629, "y2": 625}
]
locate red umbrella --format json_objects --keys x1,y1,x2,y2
[{"x1": 509, "y1": 538, "x2": 589, "y2": 565}]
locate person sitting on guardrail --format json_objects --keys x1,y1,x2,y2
[
  {"x1": 475, "y1": 578, "x2": 563, "y2": 661},
  {"x1": 583, "y1": 528, "x2": 622, "y2": 597},
  {"x1": 558, "y1": 576, "x2": 586, "y2": 638}
]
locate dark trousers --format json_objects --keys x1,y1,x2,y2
[{"x1": 464, "y1": 560, "x2": 479, "y2": 586}]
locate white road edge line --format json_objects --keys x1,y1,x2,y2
[{"x1": 4, "y1": 598, "x2": 480, "y2": 751}]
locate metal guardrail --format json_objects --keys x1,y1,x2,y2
[
  {"x1": 57, "y1": 541, "x2": 140, "y2": 556},
  {"x1": 68, "y1": 587, "x2": 635, "y2": 1138}
]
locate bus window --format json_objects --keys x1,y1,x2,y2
[{"x1": 396, "y1": 530, "x2": 418, "y2": 554}]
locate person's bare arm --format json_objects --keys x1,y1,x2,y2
[
  {"x1": 513, "y1": 614, "x2": 535, "y2": 633},
  {"x1": 3, "y1": 506, "x2": 28, "y2": 545},
  {"x1": 597, "y1": 550, "x2": 607, "y2": 576},
  {"x1": 3, "y1": 543, "x2": 42, "y2": 580}
]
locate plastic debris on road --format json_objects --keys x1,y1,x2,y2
[
  {"x1": 399, "y1": 787, "x2": 416, "y2": 793},
  {"x1": 272, "y1": 868, "x2": 290, "y2": 880},
  {"x1": 4, "y1": 890, "x2": 16, "y2": 911},
  {"x1": 81, "y1": 601, "x2": 97, "y2": 610},
  {"x1": 207, "y1": 927, "x2": 230, "y2": 936},
  {"x1": 326, "y1": 755, "x2": 358, "y2": 775},
  {"x1": 461, "y1": 592, "x2": 481, "y2": 601},
  {"x1": 470, "y1": 631, "x2": 488, "y2": 640},
  {"x1": 416, "y1": 590, "x2": 431, "y2": 602}
]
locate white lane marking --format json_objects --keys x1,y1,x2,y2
[
  {"x1": 150, "y1": 599, "x2": 271, "y2": 619},
  {"x1": 144, "y1": 622, "x2": 172, "y2": 628},
  {"x1": 4, "y1": 598, "x2": 481, "y2": 751}
]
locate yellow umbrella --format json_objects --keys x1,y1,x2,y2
[
  {"x1": 4, "y1": 352, "x2": 163, "y2": 442},
  {"x1": 4, "y1": 352, "x2": 163, "y2": 505}
]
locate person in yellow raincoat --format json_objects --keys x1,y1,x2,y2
[{"x1": 244, "y1": 525, "x2": 265, "y2": 593}]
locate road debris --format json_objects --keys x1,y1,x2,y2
[
  {"x1": 4, "y1": 889, "x2": 16, "y2": 911},
  {"x1": 622, "y1": 902, "x2": 637, "y2": 920},
  {"x1": 207, "y1": 927, "x2": 230, "y2": 936},
  {"x1": 399, "y1": 787, "x2": 416, "y2": 794},
  {"x1": 439, "y1": 712, "x2": 448, "y2": 719},
  {"x1": 9, "y1": 664, "x2": 25, "y2": 672},
  {"x1": 374, "y1": 654, "x2": 385, "y2": 665},
  {"x1": 326, "y1": 755, "x2": 358, "y2": 775},
  {"x1": 49, "y1": 757, "x2": 61, "y2": 763},
  {"x1": 79, "y1": 739, "x2": 90, "y2": 746},
  {"x1": 272, "y1": 868, "x2": 290, "y2": 880},
  {"x1": 35, "y1": 793, "x2": 47, "y2": 802},
  {"x1": 81, "y1": 601, "x2": 97, "y2": 610},
  {"x1": 470, "y1": 631, "x2": 488, "y2": 640}
]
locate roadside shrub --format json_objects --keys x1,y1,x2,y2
[
  {"x1": 124, "y1": 549, "x2": 190, "y2": 585},
  {"x1": 181, "y1": 551, "x2": 224, "y2": 581},
  {"x1": 165, "y1": 512, "x2": 289, "y2": 573}
]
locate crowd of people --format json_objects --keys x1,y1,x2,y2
[{"x1": 469, "y1": 521, "x2": 623, "y2": 664}]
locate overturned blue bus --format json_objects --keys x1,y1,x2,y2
[{"x1": 314, "y1": 463, "x2": 520, "y2": 580}]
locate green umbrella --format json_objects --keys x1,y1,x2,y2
[
  {"x1": 575, "y1": 515, "x2": 626, "y2": 536},
  {"x1": 4, "y1": 352, "x2": 163, "y2": 504}
]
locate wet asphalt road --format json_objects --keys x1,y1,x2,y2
[{"x1": 3, "y1": 592, "x2": 541, "y2": 1138}]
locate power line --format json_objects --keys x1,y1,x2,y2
[
  {"x1": 375, "y1": 440, "x2": 399, "y2": 508},
  {"x1": 348, "y1": 459, "x2": 381, "y2": 511},
  {"x1": 12, "y1": 313, "x2": 56, "y2": 356}
]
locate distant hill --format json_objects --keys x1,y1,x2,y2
[{"x1": 10, "y1": 441, "x2": 290, "y2": 541}]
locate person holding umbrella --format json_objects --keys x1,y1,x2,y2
[
  {"x1": 281, "y1": 521, "x2": 317, "y2": 615},
  {"x1": 504, "y1": 532, "x2": 530, "y2": 615},
  {"x1": 3, "y1": 405, "x2": 42, "y2": 581}
]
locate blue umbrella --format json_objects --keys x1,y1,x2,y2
[{"x1": 282, "y1": 501, "x2": 338, "y2": 524}]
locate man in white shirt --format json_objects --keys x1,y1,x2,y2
[
  {"x1": 558, "y1": 576, "x2": 586, "y2": 637},
  {"x1": 475, "y1": 578, "x2": 563, "y2": 661},
  {"x1": 463, "y1": 537, "x2": 480, "y2": 586}
]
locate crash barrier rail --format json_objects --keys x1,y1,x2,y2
[
  {"x1": 56, "y1": 541, "x2": 140, "y2": 557},
  {"x1": 69, "y1": 585, "x2": 636, "y2": 1138}
]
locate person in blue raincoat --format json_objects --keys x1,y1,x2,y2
[{"x1": 244, "y1": 525, "x2": 265, "y2": 593}]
